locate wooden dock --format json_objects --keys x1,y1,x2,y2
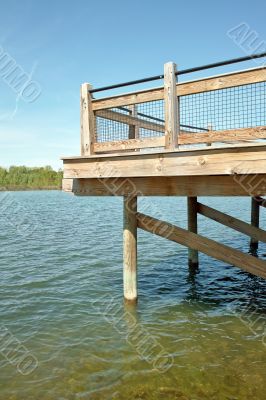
[{"x1": 62, "y1": 59, "x2": 266, "y2": 302}]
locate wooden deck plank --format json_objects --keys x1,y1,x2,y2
[
  {"x1": 63, "y1": 145, "x2": 266, "y2": 179},
  {"x1": 62, "y1": 142, "x2": 266, "y2": 160}
]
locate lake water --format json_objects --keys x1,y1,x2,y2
[{"x1": 0, "y1": 191, "x2": 265, "y2": 399}]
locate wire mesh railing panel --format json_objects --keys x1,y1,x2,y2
[
  {"x1": 94, "y1": 81, "x2": 266, "y2": 145},
  {"x1": 179, "y1": 82, "x2": 266, "y2": 132},
  {"x1": 94, "y1": 100, "x2": 165, "y2": 143}
]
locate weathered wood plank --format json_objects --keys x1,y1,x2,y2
[
  {"x1": 179, "y1": 126, "x2": 266, "y2": 145},
  {"x1": 136, "y1": 212, "x2": 266, "y2": 279},
  {"x1": 177, "y1": 67, "x2": 266, "y2": 96},
  {"x1": 164, "y1": 62, "x2": 178, "y2": 149},
  {"x1": 92, "y1": 87, "x2": 164, "y2": 111},
  {"x1": 80, "y1": 83, "x2": 95, "y2": 156},
  {"x1": 62, "y1": 175, "x2": 266, "y2": 196},
  {"x1": 94, "y1": 136, "x2": 164, "y2": 153},
  {"x1": 63, "y1": 141, "x2": 266, "y2": 159},
  {"x1": 94, "y1": 127, "x2": 266, "y2": 153},
  {"x1": 63, "y1": 145, "x2": 266, "y2": 178},
  {"x1": 91, "y1": 67, "x2": 266, "y2": 111},
  {"x1": 197, "y1": 202, "x2": 266, "y2": 243}
]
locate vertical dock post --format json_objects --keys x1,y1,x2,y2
[
  {"x1": 250, "y1": 197, "x2": 260, "y2": 252},
  {"x1": 164, "y1": 62, "x2": 179, "y2": 150},
  {"x1": 187, "y1": 197, "x2": 199, "y2": 269},
  {"x1": 128, "y1": 105, "x2": 139, "y2": 139},
  {"x1": 123, "y1": 196, "x2": 137, "y2": 302},
  {"x1": 80, "y1": 83, "x2": 95, "y2": 156}
]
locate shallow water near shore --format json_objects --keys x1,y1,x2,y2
[{"x1": 0, "y1": 191, "x2": 265, "y2": 399}]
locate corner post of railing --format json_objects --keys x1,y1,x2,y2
[
  {"x1": 80, "y1": 83, "x2": 95, "y2": 156},
  {"x1": 164, "y1": 62, "x2": 179, "y2": 150}
]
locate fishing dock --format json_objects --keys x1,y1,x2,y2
[{"x1": 62, "y1": 54, "x2": 266, "y2": 302}]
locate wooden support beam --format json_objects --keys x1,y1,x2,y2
[
  {"x1": 136, "y1": 212, "x2": 266, "y2": 279},
  {"x1": 123, "y1": 196, "x2": 138, "y2": 302},
  {"x1": 197, "y1": 202, "x2": 266, "y2": 243},
  {"x1": 164, "y1": 62, "x2": 179, "y2": 149},
  {"x1": 187, "y1": 197, "x2": 199, "y2": 269},
  {"x1": 250, "y1": 197, "x2": 260, "y2": 252},
  {"x1": 80, "y1": 83, "x2": 95, "y2": 156},
  {"x1": 62, "y1": 175, "x2": 266, "y2": 197}
]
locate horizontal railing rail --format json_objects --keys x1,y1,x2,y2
[{"x1": 90, "y1": 52, "x2": 266, "y2": 94}]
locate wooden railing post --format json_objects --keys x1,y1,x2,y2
[
  {"x1": 164, "y1": 62, "x2": 179, "y2": 150},
  {"x1": 128, "y1": 105, "x2": 139, "y2": 140},
  {"x1": 80, "y1": 83, "x2": 95, "y2": 156}
]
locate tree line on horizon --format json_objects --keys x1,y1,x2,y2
[{"x1": 0, "y1": 166, "x2": 63, "y2": 190}]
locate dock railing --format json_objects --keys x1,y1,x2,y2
[{"x1": 80, "y1": 55, "x2": 266, "y2": 156}]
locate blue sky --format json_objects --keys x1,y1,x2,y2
[{"x1": 0, "y1": 0, "x2": 265, "y2": 169}]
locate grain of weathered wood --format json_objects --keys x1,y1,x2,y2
[
  {"x1": 177, "y1": 67, "x2": 266, "y2": 96},
  {"x1": 137, "y1": 212, "x2": 266, "y2": 279},
  {"x1": 178, "y1": 126, "x2": 266, "y2": 145},
  {"x1": 63, "y1": 140, "x2": 266, "y2": 159},
  {"x1": 80, "y1": 83, "x2": 95, "y2": 156},
  {"x1": 94, "y1": 136, "x2": 164, "y2": 152},
  {"x1": 92, "y1": 87, "x2": 164, "y2": 111},
  {"x1": 63, "y1": 145, "x2": 266, "y2": 178},
  {"x1": 198, "y1": 202, "x2": 266, "y2": 243},
  {"x1": 94, "y1": 126, "x2": 266, "y2": 152},
  {"x1": 62, "y1": 175, "x2": 266, "y2": 196},
  {"x1": 124, "y1": 196, "x2": 138, "y2": 302},
  {"x1": 164, "y1": 62, "x2": 178, "y2": 149},
  {"x1": 91, "y1": 67, "x2": 266, "y2": 111}
]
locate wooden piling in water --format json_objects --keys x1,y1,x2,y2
[
  {"x1": 250, "y1": 197, "x2": 260, "y2": 252},
  {"x1": 187, "y1": 197, "x2": 199, "y2": 269},
  {"x1": 123, "y1": 196, "x2": 138, "y2": 302}
]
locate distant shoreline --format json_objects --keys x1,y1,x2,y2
[{"x1": 0, "y1": 166, "x2": 63, "y2": 191}]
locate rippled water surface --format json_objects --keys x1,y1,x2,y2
[{"x1": 0, "y1": 191, "x2": 265, "y2": 399}]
